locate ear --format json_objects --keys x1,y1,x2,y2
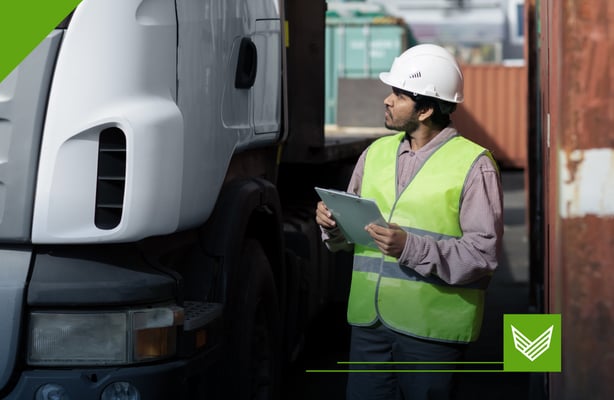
[{"x1": 417, "y1": 106, "x2": 434, "y2": 122}]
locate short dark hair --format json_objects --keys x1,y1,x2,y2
[{"x1": 406, "y1": 91, "x2": 456, "y2": 129}]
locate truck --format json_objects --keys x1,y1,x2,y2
[{"x1": 0, "y1": 0, "x2": 378, "y2": 399}]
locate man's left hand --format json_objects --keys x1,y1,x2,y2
[{"x1": 365, "y1": 223, "x2": 407, "y2": 258}]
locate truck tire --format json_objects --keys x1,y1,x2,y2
[{"x1": 226, "y1": 239, "x2": 282, "y2": 400}]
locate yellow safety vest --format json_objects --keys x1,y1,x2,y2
[{"x1": 347, "y1": 131, "x2": 494, "y2": 343}]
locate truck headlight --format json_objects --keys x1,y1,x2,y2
[{"x1": 28, "y1": 306, "x2": 183, "y2": 366}]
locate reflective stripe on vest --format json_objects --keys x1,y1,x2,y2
[{"x1": 347, "y1": 132, "x2": 492, "y2": 343}]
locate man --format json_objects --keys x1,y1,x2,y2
[{"x1": 315, "y1": 44, "x2": 503, "y2": 400}]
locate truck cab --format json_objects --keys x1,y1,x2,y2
[{"x1": 0, "y1": 1, "x2": 288, "y2": 399}]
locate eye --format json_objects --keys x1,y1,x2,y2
[{"x1": 392, "y1": 88, "x2": 404, "y2": 98}]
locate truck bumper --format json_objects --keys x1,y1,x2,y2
[{"x1": 4, "y1": 349, "x2": 220, "y2": 400}]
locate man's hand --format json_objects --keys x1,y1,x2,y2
[
  {"x1": 365, "y1": 223, "x2": 407, "y2": 258},
  {"x1": 315, "y1": 201, "x2": 337, "y2": 230}
]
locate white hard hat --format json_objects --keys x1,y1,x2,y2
[{"x1": 379, "y1": 44, "x2": 464, "y2": 103}]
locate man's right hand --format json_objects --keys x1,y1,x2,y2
[{"x1": 315, "y1": 201, "x2": 337, "y2": 230}]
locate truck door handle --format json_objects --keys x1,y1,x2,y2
[{"x1": 235, "y1": 37, "x2": 258, "y2": 89}]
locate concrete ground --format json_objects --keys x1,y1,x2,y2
[{"x1": 283, "y1": 170, "x2": 534, "y2": 399}]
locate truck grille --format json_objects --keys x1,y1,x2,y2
[
  {"x1": 183, "y1": 301, "x2": 223, "y2": 331},
  {"x1": 95, "y1": 127, "x2": 126, "y2": 229}
]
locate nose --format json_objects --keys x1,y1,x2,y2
[{"x1": 384, "y1": 93, "x2": 394, "y2": 107}]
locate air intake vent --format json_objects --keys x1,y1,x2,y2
[{"x1": 95, "y1": 127, "x2": 126, "y2": 229}]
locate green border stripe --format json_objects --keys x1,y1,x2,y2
[
  {"x1": 337, "y1": 361, "x2": 503, "y2": 365},
  {"x1": 0, "y1": 0, "x2": 82, "y2": 83}
]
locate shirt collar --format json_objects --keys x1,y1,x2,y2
[{"x1": 400, "y1": 125, "x2": 459, "y2": 154}]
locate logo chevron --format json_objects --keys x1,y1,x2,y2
[{"x1": 511, "y1": 324, "x2": 554, "y2": 362}]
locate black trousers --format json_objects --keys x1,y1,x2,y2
[{"x1": 346, "y1": 322, "x2": 467, "y2": 400}]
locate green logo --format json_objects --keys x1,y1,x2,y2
[
  {"x1": 504, "y1": 314, "x2": 561, "y2": 372},
  {"x1": 0, "y1": 1, "x2": 82, "y2": 83}
]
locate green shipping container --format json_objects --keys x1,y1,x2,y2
[{"x1": 325, "y1": 16, "x2": 417, "y2": 125}]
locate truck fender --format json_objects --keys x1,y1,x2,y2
[
  {"x1": 198, "y1": 178, "x2": 285, "y2": 398},
  {"x1": 199, "y1": 177, "x2": 285, "y2": 301}
]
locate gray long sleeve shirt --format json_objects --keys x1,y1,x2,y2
[{"x1": 322, "y1": 126, "x2": 504, "y2": 286}]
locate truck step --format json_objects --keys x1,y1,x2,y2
[{"x1": 183, "y1": 301, "x2": 223, "y2": 331}]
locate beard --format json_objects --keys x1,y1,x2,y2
[{"x1": 384, "y1": 109, "x2": 420, "y2": 133}]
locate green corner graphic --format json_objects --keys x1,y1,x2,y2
[
  {"x1": 308, "y1": 313, "x2": 563, "y2": 374},
  {"x1": 0, "y1": 0, "x2": 82, "y2": 83},
  {"x1": 504, "y1": 314, "x2": 561, "y2": 372}
]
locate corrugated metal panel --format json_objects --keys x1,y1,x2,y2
[
  {"x1": 549, "y1": 0, "x2": 614, "y2": 397},
  {"x1": 453, "y1": 64, "x2": 528, "y2": 169},
  {"x1": 528, "y1": 0, "x2": 614, "y2": 398}
]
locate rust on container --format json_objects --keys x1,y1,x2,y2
[
  {"x1": 530, "y1": 0, "x2": 614, "y2": 398},
  {"x1": 453, "y1": 64, "x2": 528, "y2": 169}
]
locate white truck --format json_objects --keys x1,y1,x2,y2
[{"x1": 0, "y1": 0, "x2": 374, "y2": 399}]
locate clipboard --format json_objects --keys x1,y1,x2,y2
[{"x1": 315, "y1": 187, "x2": 387, "y2": 248}]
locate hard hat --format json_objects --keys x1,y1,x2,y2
[{"x1": 379, "y1": 44, "x2": 464, "y2": 103}]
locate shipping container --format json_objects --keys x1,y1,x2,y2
[
  {"x1": 325, "y1": 4, "x2": 417, "y2": 125},
  {"x1": 527, "y1": 0, "x2": 614, "y2": 398},
  {"x1": 453, "y1": 64, "x2": 528, "y2": 169}
]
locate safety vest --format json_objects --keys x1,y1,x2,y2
[{"x1": 347, "y1": 131, "x2": 493, "y2": 343}]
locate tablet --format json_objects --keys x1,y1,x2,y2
[{"x1": 315, "y1": 187, "x2": 387, "y2": 248}]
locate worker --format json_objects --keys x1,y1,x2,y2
[{"x1": 315, "y1": 43, "x2": 504, "y2": 400}]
